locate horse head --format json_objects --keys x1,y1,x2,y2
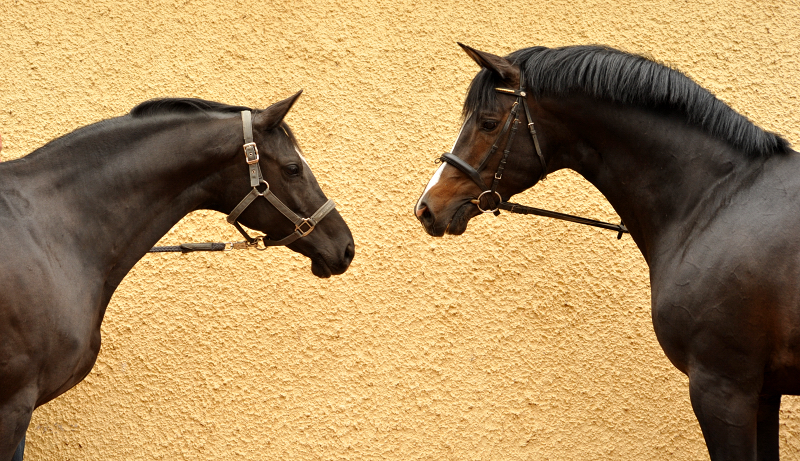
[
  {"x1": 210, "y1": 92, "x2": 355, "y2": 277},
  {"x1": 415, "y1": 44, "x2": 551, "y2": 236}
]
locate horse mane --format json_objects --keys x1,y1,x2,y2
[
  {"x1": 128, "y1": 97, "x2": 301, "y2": 146},
  {"x1": 463, "y1": 45, "x2": 791, "y2": 158},
  {"x1": 129, "y1": 98, "x2": 252, "y2": 118}
]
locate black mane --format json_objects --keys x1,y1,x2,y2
[
  {"x1": 128, "y1": 97, "x2": 300, "y2": 144},
  {"x1": 130, "y1": 98, "x2": 252, "y2": 118},
  {"x1": 464, "y1": 45, "x2": 790, "y2": 158}
]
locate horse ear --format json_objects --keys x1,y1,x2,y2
[
  {"x1": 458, "y1": 42, "x2": 519, "y2": 81},
  {"x1": 253, "y1": 90, "x2": 303, "y2": 131}
]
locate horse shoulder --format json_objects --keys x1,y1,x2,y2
[
  {"x1": 0, "y1": 226, "x2": 105, "y2": 407},
  {"x1": 649, "y1": 172, "x2": 800, "y2": 382}
]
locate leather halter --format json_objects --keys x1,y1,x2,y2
[
  {"x1": 440, "y1": 68, "x2": 547, "y2": 214},
  {"x1": 225, "y1": 111, "x2": 336, "y2": 248}
]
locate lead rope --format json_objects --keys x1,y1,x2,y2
[
  {"x1": 149, "y1": 242, "x2": 254, "y2": 253},
  {"x1": 496, "y1": 202, "x2": 628, "y2": 239}
]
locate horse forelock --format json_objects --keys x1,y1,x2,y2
[
  {"x1": 463, "y1": 45, "x2": 790, "y2": 158},
  {"x1": 462, "y1": 68, "x2": 503, "y2": 122}
]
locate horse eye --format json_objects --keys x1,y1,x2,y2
[
  {"x1": 482, "y1": 120, "x2": 498, "y2": 131},
  {"x1": 284, "y1": 164, "x2": 301, "y2": 176}
]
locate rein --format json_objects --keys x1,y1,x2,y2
[
  {"x1": 149, "y1": 111, "x2": 336, "y2": 253},
  {"x1": 438, "y1": 68, "x2": 629, "y2": 239}
]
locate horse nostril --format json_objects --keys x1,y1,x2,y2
[
  {"x1": 416, "y1": 203, "x2": 434, "y2": 226},
  {"x1": 343, "y1": 242, "x2": 355, "y2": 265},
  {"x1": 415, "y1": 204, "x2": 427, "y2": 218}
]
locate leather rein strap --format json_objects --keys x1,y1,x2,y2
[
  {"x1": 225, "y1": 110, "x2": 336, "y2": 248},
  {"x1": 438, "y1": 68, "x2": 629, "y2": 239}
]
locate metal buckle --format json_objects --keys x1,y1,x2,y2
[
  {"x1": 243, "y1": 142, "x2": 259, "y2": 164},
  {"x1": 296, "y1": 219, "x2": 315, "y2": 237},
  {"x1": 251, "y1": 237, "x2": 268, "y2": 251},
  {"x1": 240, "y1": 236, "x2": 267, "y2": 251}
]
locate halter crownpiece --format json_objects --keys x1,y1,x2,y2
[{"x1": 225, "y1": 110, "x2": 336, "y2": 248}]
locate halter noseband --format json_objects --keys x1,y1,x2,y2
[
  {"x1": 439, "y1": 68, "x2": 547, "y2": 214},
  {"x1": 226, "y1": 110, "x2": 336, "y2": 248}
]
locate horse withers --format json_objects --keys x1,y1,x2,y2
[
  {"x1": 0, "y1": 92, "x2": 354, "y2": 460},
  {"x1": 416, "y1": 44, "x2": 797, "y2": 461}
]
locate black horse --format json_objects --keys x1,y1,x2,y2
[
  {"x1": 0, "y1": 92, "x2": 354, "y2": 460},
  {"x1": 416, "y1": 44, "x2": 796, "y2": 461}
]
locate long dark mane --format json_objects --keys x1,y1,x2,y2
[{"x1": 464, "y1": 45, "x2": 790, "y2": 158}]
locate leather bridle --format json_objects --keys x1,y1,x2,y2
[
  {"x1": 225, "y1": 110, "x2": 336, "y2": 249},
  {"x1": 437, "y1": 68, "x2": 629, "y2": 238},
  {"x1": 439, "y1": 68, "x2": 547, "y2": 214}
]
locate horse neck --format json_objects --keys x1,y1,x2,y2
[
  {"x1": 20, "y1": 114, "x2": 241, "y2": 279},
  {"x1": 542, "y1": 97, "x2": 758, "y2": 264}
]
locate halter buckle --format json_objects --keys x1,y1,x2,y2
[
  {"x1": 243, "y1": 142, "x2": 259, "y2": 164},
  {"x1": 296, "y1": 218, "x2": 315, "y2": 237}
]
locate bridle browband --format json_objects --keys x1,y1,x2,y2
[
  {"x1": 225, "y1": 110, "x2": 336, "y2": 249},
  {"x1": 438, "y1": 68, "x2": 629, "y2": 238}
]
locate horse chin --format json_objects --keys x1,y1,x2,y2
[
  {"x1": 303, "y1": 242, "x2": 354, "y2": 279},
  {"x1": 310, "y1": 257, "x2": 333, "y2": 278},
  {"x1": 446, "y1": 202, "x2": 481, "y2": 235}
]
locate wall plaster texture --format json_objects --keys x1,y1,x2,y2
[{"x1": 1, "y1": 1, "x2": 799, "y2": 459}]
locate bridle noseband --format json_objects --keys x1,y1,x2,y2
[
  {"x1": 439, "y1": 68, "x2": 547, "y2": 214},
  {"x1": 226, "y1": 110, "x2": 336, "y2": 249}
]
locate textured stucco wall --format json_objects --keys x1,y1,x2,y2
[{"x1": 1, "y1": 1, "x2": 799, "y2": 459}]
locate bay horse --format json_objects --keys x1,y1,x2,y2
[
  {"x1": 0, "y1": 92, "x2": 354, "y2": 460},
  {"x1": 415, "y1": 44, "x2": 797, "y2": 461}
]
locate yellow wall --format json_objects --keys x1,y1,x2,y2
[{"x1": 2, "y1": 1, "x2": 799, "y2": 459}]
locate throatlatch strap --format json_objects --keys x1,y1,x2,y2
[
  {"x1": 227, "y1": 188, "x2": 260, "y2": 225},
  {"x1": 521, "y1": 90, "x2": 547, "y2": 182}
]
